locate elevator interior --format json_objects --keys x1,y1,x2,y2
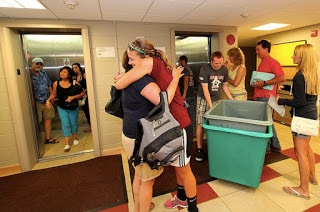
[{"x1": 23, "y1": 33, "x2": 93, "y2": 160}]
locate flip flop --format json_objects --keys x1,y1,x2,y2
[
  {"x1": 282, "y1": 186, "x2": 310, "y2": 200},
  {"x1": 44, "y1": 138, "x2": 59, "y2": 144},
  {"x1": 150, "y1": 202, "x2": 155, "y2": 211},
  {"x1": 309, "y1": 179, "x2": 318, "y2": 185}
]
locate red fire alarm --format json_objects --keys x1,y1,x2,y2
[{"x1": 311, "y1": 30, "x2": 318, "y2": 37}]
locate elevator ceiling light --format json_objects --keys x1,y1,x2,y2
[
  {"x1": 251, "y1": 23, "x2": 290, "y2": 31},
  {"x1": 0, "y1": 0, "x2": 45, "y2": 9}
]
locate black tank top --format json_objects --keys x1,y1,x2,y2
[{"x1": 57, "y1": 81, "x2": 80, "y2": 110}]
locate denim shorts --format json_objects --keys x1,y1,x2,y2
[{"x1": 292, "y1": 131, "x2": 310, "y2": 138}]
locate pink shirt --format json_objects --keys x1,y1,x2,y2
[{"x1": 253, "y1": 56, "x2": 284, "y2": 99}]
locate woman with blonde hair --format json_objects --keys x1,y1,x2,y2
[
  {"x1": 277, "y1": 43, "x2": 319, "y2": 200},
  {"x1": 226, "y1": 47, "x2": 247, "y2": 100}
]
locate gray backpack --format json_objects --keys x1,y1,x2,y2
[{"x1": 131, "y1": 91, "x2": 184, "y2": 169}]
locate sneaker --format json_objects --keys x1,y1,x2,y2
[
  {"x1": 164, "y1": 195, "x2": 187, "y2": 209},
  {"x1": 195, "y1": 149, "x2": 204, "y2": 162},
  {"x1": 73, "y1": 140, "x2": 79, "y2": 145},
  {"x1": 64, "y1": 145, "x2": 71, "y2": 152}
]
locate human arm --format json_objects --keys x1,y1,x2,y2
[
  {"x1": 201, "y1": 83, "x2": 213, "y2": 108},
  {"x1": 228, "y1": 65, "x2": 246, "y2": 87},
  {"x1": 140, "y1": 66, "x2": 183, "y2": 104},
  {"x1": 140, "y1": 82, "x2": 161, "y2": 105},
  {"x1": 47, "y1": 81, "x2": 57, "y2": 108},
  {"x1": 114, "y1": 57, "x2": 153, "y2": 89},
  {"x1": 254, "y1": 74, "x2": 286, "y2": 88},
  {"x1": 277, "y1": 72, "x2": 306, "y2": 107},
  {"x1": 222, "y1": 82, "x2": 234, "y2": 100},
  {"x1": 181, "y1": 75, "x2": 189, "y2": 99}
]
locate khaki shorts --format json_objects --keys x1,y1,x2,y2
[
  {"x1": 122, "y1": 133, "x2": 163, "y2": 182},
  {"x1": 36, "y1": 101, "x2": 55, "y2": 123}
]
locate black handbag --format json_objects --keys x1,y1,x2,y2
[{"x1": 105, "y1": 85, "x2": 123, "y2": 118}]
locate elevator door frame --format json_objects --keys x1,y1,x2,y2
[{"x1": 1, "y1": 24, "x2": 100, "y2": 171}]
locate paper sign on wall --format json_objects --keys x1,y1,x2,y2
[{"x1": 96, "y1": 47, "x2": 115, "y2": 57}]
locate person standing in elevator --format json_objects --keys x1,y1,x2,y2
[
  {"x1": 72, "y1": 63, "x2": 91, "y2": 132},
  {"x1": 31, "y1": 57, "x2": 58, "y2": 144},
  {"x1": 49, "y1": 66, "x2": 84, "y2": 151}
]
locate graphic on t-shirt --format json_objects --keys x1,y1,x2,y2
[{"x1": 211, "y1": 76, "x2": 221, "y2": 91}]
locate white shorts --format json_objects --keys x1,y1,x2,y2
[{"x1": 170, "y1": 129, "x2": 191, "y2": 167}]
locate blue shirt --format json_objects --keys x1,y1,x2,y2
[
  {"x1": 122, "y1": 75, "x2": 154, "y2": 138},
  {"x1": 32, "y1": 70, "x2": 52, "y2": 103}
]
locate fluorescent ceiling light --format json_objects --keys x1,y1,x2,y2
[
  {"x1": 0, "y1": 0, "x2": 45, "y2": 9},
  {"x1": 251, "y1": 23, "x2": 290, "y2": 31}
]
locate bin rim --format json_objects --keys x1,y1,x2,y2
[
  {"x1": 204, "y1": 100, "x2": 273, "y2": 126},
  {"x1": 202, "y1": 119, "x2": 273, "y2": 138}
]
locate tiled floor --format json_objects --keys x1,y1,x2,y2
[
  {"x1": 104, "y1": 122, "x2": 320, "y2": 212},
  {"x1": 3, "y1": 122, "x2": 320, "y2": 211}
]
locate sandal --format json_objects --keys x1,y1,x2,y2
[
  {"x1": 44, "y1": 138, "x2": 59, "y2": 144},
  {"x1": 150, "y1": 202, "x2": 155, "y2": 211}
]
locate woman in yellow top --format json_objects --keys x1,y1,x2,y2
[{"x1": 226, "y1": 47, "x2": 247, "y2": 100}]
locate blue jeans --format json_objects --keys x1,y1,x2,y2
[
  {"x1": 256, "y1": 97, "x2": 281, "y2": 150},
  {"x1": 57, "y1": 106, "x2": 79, "y2": 137}
]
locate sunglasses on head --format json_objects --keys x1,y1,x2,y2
[{"x1": 35, "y1": 62, "x2": 43, "y2": 66}]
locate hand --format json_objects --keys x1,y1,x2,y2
[
  {"x1": 45, "y1": 100, "x2": 51, "y2": 109},
  {"x1": 278, "y1": 85, "x2": 284, "y2": 93},
  {"x1": 65, "y1": 96, "x2": 73, "y2": 103},
  {"x1": 275, "y1": 94, "x2": 280, "y2": 103},
  {"x1": 114, "y1": 72, "x2": 124, "y2": 83},
  {"x1": 172, "y1": 66, "x2": 184, "y2": 80},
  {"x1": 253, "y1": 80, "x2": 264, "y2": 88}
]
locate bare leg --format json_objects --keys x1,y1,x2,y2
[
  {"x1": 291, "y1": 135, "x2": 311, "y2": 197},
  {"x1": 308, "y1": 142, "x2": 317, "y2": 184},
  {"x1": 132, "y1": 172, "x2": 155, "y2": 212},
  {"x1": 196, "y1": 124, "x2": 203, "y2": 149},
  {"x1": 44, "y1": 119, "x2": 52, "y2": 140},
  {"x1": 174, "y1": 164, "x2": 197, "y2": 198},
  {"x1": 132, "y1": 173, "x2": 141, "y2": 212},
  {"x1": 64, "y1": 136, "x2": 70, "y2": 146},
  {"x1": 72, "y1": 134, "x2": 77, "y2": 140},
  {"x1": 139, "y1": 179, "x2": 155, "y2": 212}
]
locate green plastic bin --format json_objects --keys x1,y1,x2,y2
[
  {"x1": 202, "y1": 120, "x2": 273, "y2": 188},
  {"x1": 204, "y1": 100, "x2": 272, "y2": 133}
]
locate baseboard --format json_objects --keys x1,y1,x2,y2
[{"x1": 0, "y1": 165, "x2": 22, "y2": 177}]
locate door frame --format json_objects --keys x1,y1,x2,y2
[{"x1": 0, "y1": 23, "x2": 100, "y2": 171}]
